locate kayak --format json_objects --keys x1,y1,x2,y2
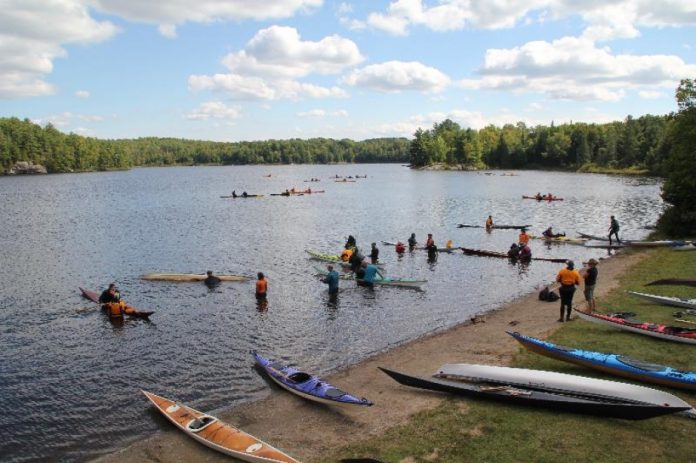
[
  {"x1": 142, "y1": 391, "x2": 300, "y2": 463},
  {"x1": 79, "y1": 287, "x2": 154, "y2": 319},
  {"x1": 530, "y1": 235, "x2": 587, "y2": 245},
  {"x1": 378, "y1": 367, "x2": 690, "y2": 420},
  {"x1": 457, "y1": 224, "x2": 531, "y2": 230},
  {"x1": 252, "y1": 351, "x2": 373, "y2": 406},
  {"x1": 575, "y1": 310, "x2": 696, "y2": 344},
  {"x1": 460, "y1": 247, "x2": 568, "y2": 263},
  {"x1": 646, "y1": 278, "x2": 696, "y2": 288},
  {"x1": 141, "y1": 272, "x2": 249, "y2": 282},
  {"x1": 673, "y1": 243, "x2": 696, "y2": 251},
  {"x1": 313, "y1": 266, "x2": 426, "y2": 288},
  {"x1": 334, "y1": 179, "x2": 356, "y2": 183},
  {"x1": 522, "y1": 195, "x2": 564, "y2": 201},
  {"x1": 507, "y1": 331, "x2": 696, "y2": 391},
  {"x1": 290, "y1": 190, "x2": 324, "y2": 194},
  {"x1": 305, "y1": 250, "x2": 385, "y2": 269},
  {"x1": 270, "y1": 193, "x2": 302, "y2": 196},
  {"x1": 583, "y1": 240, "x2": 628, "y2": 248},
  {"x1": 220, "y1": 194, "x2": 263, "y2": 198},
  {"x1": 628, "y1": 291, "x2": 696, "y2": 310},
  {"x1": 576, "y1": 233, "x2": 681, "y2": 247}
]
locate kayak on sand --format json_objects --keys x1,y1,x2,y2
[
  {"x1": 646, "y1": 278, "x2": 696, "y2": 288},
  {"x1": 627, "y1": 291, "x2": 696, "y2": 310},
  {"x1": 142, "y1": 391, "x2": 300, "y2": 463},
  {"x1": 79, "y1": 287, "x2": 153, "y2": 319}
]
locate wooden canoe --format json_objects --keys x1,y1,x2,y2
[
  {"x1": 142, "y1": 391, "x2": 300, "y2": 463},
  {"x1": 141, "y1": 273, "x2": 249, "y2": 282}
]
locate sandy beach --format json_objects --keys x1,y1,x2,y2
[{"x1": 96, "y1": 250, "x2": 646, "y2": 463}]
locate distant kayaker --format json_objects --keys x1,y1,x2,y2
[
  {"x1": 542, "y1": 226, "x2": 565, "y2": 238},
  {"x1": 395, "y1": 241, "x2": 406, "y2": 254},
  {"x1": 535, "y1": 192, "x2": 543, "y2": 200},
  {"x1": 407, "y1": 233, "x2": 417, "y2": 251},
  {"x1": 204, "y1": 271, "x2": 221, "y2": 287},
  {"x1": 232, "y1": 190, "x2": 237, "y2": 198},
  {"x1": 255, "y1": 272, "x2": 268, "y2": 301},
  {"x1": 322, "y1": 265, "x2": 339, "y2": 296},
  {"x1": 98, "y1": 284, "x2": 134, "y2": 318},
  {"x1": 370, "y1": 242, "x2": 379, "y2": 264},
  {"x1": 485, "y1": 215, "x2": 494, "y2": 230},
  {"x1": 608, "y1": 216, "x2": 621, "y2": 245},
  {"x1": 556, "y1": 260, "x2": 582, "y2": 322},
  {"x1": 242, "y1": 191, "x2": 248, "y2": 197},
  {"x1": 582, "y1": 259, "x2": 599, "y2": 313},
  {"x1": 358, "y1": 262, "x2": 383, "y2": 288},
  {"x1": 518, "y1": 228, "x2": 530, "y2": 246}
]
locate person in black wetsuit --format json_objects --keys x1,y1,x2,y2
[
  {"x1": 349, "y1": 247, "x2": 363, "y2": 273},
  {"x1": 345, "y1": 235, "x2": 356, "y2": 249},
  {"x1": 204, "y1": 271, "x2": 221, "y2": 287},
  {"x1": 99, "y1": 284, "x2": 120, "y2": 304},
  {"x1": 608, "y1": 216, "x2": 621, "y2": 245},
  {"x1": 407, "y1": 233, "x2": 417, "y2": 252},
  {"x1": 370, "y1": 242, "x2": 379, "y2": 264},
  {"x1": 232, "y1": 190, "x2": 237, "y2": 198}
]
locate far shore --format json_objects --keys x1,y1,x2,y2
[{"x1": 94, "y1": 250, "x2": 647, "y2": 463}]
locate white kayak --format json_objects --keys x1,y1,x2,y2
[
  {"x1": 628, "y1": 291, "x2": 696, "y2": 310},
  {"x1": 436, "y1": 364, "x2": 693, "y2": 411}
]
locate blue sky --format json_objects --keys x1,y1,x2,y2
[{"x1": 1, "y1": 1, "x2": 694, "y2": 141}]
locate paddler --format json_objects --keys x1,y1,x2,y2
[
  {"x1": 255, "y1": 272, "x2": 268, "y2": 301},
  {"x1": 370, "y1": 242, "x2": 379, "y2": 264},
  {"x1": 345, "y1": 235, "x2": 356, "y2": 249},
  {"x1": 485, "y1": 215, "x2": 494, "y2": 230},
  {"x1": 232, "y1": 190, "x2": 237, "y2": 198},
  {"x1": 204, "y1": 270, "x2": 221, "y2": 287},
  {"x1": 98, "y1": 284, "x2": 133, "y2": 317},
  {"x1": 518, "y1": 228, "x2": 530, "y2": 246},
  {"x1": 407, "y1": 233, "x2": 417, "y2": 251}
]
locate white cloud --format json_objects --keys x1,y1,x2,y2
[
  {"x1": 190, "y1": 26, "x2": 358, "y2": 101},
  {"x1": 75, "y1": 90, "x2": 90, "y2": 98},
  {"x1": 78, "y1": 114, "x2": 103, "y2": 122},
  {"x1": 461, "y1": 36, "x2": 696, "y2": 101},
  {"x1": 337, "y1": 2, "x2": 353, "y2": 14},
  {"x1": 638, "y1": 90, "x2": 664, "y2": 99},
  {"x1": 297, "y1": 109, "x2": 349, "y2": 117},
  {"x1": 0, "y1": 0, "x2": 119, "y2": 99},
  {"x1": 187, "y1": 101, "x2": 241, "y2": 120},
  {"x1": 343, "y1": 61, "x2": 450, "y2": 93},
  {"x1": 157, "y1": 24, "x2": 177, "y2": 38},
  {"x1": 93, "y1": 0, "x2": 323, "y2": 35}
]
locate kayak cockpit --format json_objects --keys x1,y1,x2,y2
[
  {"x1": 288, "y1": 372, "x2": 312, "y2": 383},
  {"x1": 187, "y1": 415, "x2": 216, "y2": 432}
]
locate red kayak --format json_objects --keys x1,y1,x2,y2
[{"x1": 79, "y1": 287, "x2": 154, "y2": 319}]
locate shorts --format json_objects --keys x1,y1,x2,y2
[
  {"x1": 584, "y1": 285, "x2": 595, "y2": 301},
  {"x1": 256, "y1": 293, "x2": 267, "y2": 300}
]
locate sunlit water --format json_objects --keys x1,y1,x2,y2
[{"x1": 0, "y1": 165, "x2": 663, "y2": 462}]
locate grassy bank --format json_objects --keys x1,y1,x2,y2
[
  {"x1": 323, "y1": 249, "x2": 696, "y2": 463},
  {"x1": 577, "y1": 163, "x2": 651, "y2": 175}
]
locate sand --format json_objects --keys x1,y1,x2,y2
[{"x1": 95, "y1": 250, "x2": 646, "y2": 463}]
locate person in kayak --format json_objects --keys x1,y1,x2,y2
[
  {"x1": 255, "y1": 272, "x2": 268, "y2": 301},
  {"x1": 204, "y1": 271, "x2": 221, "y2": 287},
  {"x1": 518, "y1": 228, "x2": 530, "y2": 246},
  {"x1": 322, "y1": 264, "x2": 339, "y2": 296},
  {"x1": 358, "y1": 262, "x2": 384, "y2": 288},
  {"x1": 535, "y1": 192, "x2": 543, "y2": 200},
  {"x1": 99, "y1": 283, "x2": 120, "y2": 304},
  {"x1": 99, "y1": 284, "x2": 135, "y2": 317},
  {"x1": 232, "y1": 190, "x2": 237, "y2": 198},
  {"x1": 485, "y1": 215, "x2": 494, "y2": 230},
  {"x1": 242, "y1": 191, "x2": 248, "y2": 197},
  {"x1": 582, "y1": 258, "x2": 599, "y2": 313},
  {"x1": 407, "y1": 233, "x2": 417, "y2": 251},
  {"x1": 556, "y1": 260, "x2": 582, "y2": 322},
  {"x1": 608, "y1": 215, "x2": 621, "y2": 245},
  {"x1": 542, "y1": 226, "x2": 565, "y2": 238},
  {"x1": 370, "y1": 242, "x2": 379, "y2": 263}
]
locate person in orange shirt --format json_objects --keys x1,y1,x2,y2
[
  {"x1": 255, "y1": 272, "x2": 268, "y2": 301},
  {"x1": 518, "y1": 228, "x2": 530, "y2": 246},
  {"x1": 556, "y1": 260, "x2": 582, "y2": 322}
]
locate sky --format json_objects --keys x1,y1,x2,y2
[{"x1": 1, "y1": 0, "x2": 695, "y2": 142}]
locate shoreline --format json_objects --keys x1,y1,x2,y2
[{"x1": 95, "y1": 250, "x2": 648, "y2": 463}]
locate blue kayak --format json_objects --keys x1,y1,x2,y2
[
  {"x1": 508, "y1": 331, "x2": 696, "y2": 391},
  {"x1": 252, "y1": 351, "x2": 373, "y2": 406}
]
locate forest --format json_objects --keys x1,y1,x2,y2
[{"x1": 0, "y1": 117, "x2": 410, "y2": 173}]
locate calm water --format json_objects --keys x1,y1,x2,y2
[{"x1": 0, "y1": 165, "x2": 663, "y2": 462}]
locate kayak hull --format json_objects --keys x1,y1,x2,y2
[
  {"x1": 508, "y1": 331, "x2": 696, "y2": 391},
  {"x1": 142, "y1": 391, "x2": 300, "y2": 463},
  {"x1": 305, "y1": 250, "x2": 385, "y2": 269},
  {"x1": 628, "y1": 291, "x2": 696, "y2": 310},
  {"x1": 141, "y1": 273, "x2": 249, "y2": 282},
  {"x1": 378, "y1": 368, "x2": 688, "y2": 420},
  {"x1": 460, "y1": 247, "x2": 567, "y2": 263},
  {"x1": 575, "y1": 310, "x2": 696, "y2": 344},
  {"x1": 252, "y1": 351, "x2": 372, "y2": 406},
  {"x1": 313, "y1": 266, "x2": 426, "y2": 288}
]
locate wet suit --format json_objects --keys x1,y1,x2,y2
[{"x1": 609, "y1": 218, "x2": 621, "y2": 244}]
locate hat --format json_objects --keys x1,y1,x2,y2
[
  {"x1": 588, "y1": 258, "x2": 598, "y2": 265},
  {"x1": 566, "y1": 260, "x2": 575, "y2": 269}
]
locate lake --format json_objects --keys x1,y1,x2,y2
[{"x1": 0, "y1": 164, "x2": 663, "y2": 462}]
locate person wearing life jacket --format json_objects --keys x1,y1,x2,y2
[
  {"x1": 425, "y1": 234, "x2": 437, "y2": 261},
  {"x1": 445, "y1": 239, "x2": 453, "y2": 249},
  {"x1": 518, "y1": 244, "x2": 532, "y2": 261},
  {"x1": 485, "y1": 215, "x2": 494, "y2": 230},
  {"x1": 340, "y1": 247, "x2": 353, "y2": 262},
  {"x1": 518, "y1": 228, "x2": 530, "y2": 246},
  {"x1": 255, "y1": 272, "x2": 268, "y2": 301},
  {"x1": 556, "y1": 260, "x2": 582, "y2": 322},
  {"x1": 99, "y1": 284, "x2": 124, "y2": 318},
  {"x1": 395, "y1": 241, "x2": 406, "y2": 254}
]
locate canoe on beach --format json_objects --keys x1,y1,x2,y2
[
  {"x1": 142, "y1": 391, "x2": 300, "y2": 463},
  {"x1": 252, "y1": 351, "x2": 373, "y2": 406},
  {"x1": 313, "y1": 266, "x2": 426, "y2": 288},
  {"x1": 646, "y1": 278, "x2": 696, "y2": 288},
  {"x1": 628, "y1": 291, "x2": 696, "y2": 310},
  {"x1": 457, "y1": 224, "x2": 531, "y2": 230},
  {"x1": 141, "y1": 273, "x2": 249, "y2": 282},
  {"x1": 79, "y1": 287, "x2": 153, "y2": 319},
  {"x1": 460, "y1": 247, "x2": 568, "y2": 263},
  {"x1": 379, "y1": 367, "x2": 691, "y2": 420},
  {"x1": 575, "y1": 310, "x2": 696, "y2": 344},
  {"x1": 508, "y1": 331, "x2": 696, "y2": 391}
]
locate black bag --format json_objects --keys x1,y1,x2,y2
[{"x1": 539, "y1": 287, "x2": 560, "y2": 302}]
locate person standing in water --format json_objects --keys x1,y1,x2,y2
[
  {"x1": 255, "y1": 272, "x2": 268, "y2": 301},
  {"x1": 608, "y1": 216, "x2": 621, "y2": 245},
  {"x1": 485, "y1": 215, "x2": 494, "y2": 230},
  {"x1": 322, "y1": 265, "x2": 339, "y2": 296},
  {"x1": 370, "y1": 243, "x2": 379, "y2": 264},
  {"x1": 407, "y1": 233, "x2": 417, "y2": 252}
]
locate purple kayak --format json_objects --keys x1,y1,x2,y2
[{"x1": 252, "y1": 351, "x2": 373, "y2": 406}]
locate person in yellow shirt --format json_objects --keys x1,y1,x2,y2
[
  {"x1": 556, "y1": 260, "x2": 582, "y2": 322},
  {"x1": 518, "y1": 228, "x2": 530, "y2": 246}
]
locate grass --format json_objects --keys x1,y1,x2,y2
[
  {"x1": 576, "y1": 164, "x2": 650, "y2": 175},
  {"x1": 321, "y1": 249, "x2": 696, "y2": 463}
]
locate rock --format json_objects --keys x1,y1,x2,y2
[{"x1": 8, "y1": 161, "x2": 47, "y2": 175}]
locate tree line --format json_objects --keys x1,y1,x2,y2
[
  {"x1": 0, "y1": 117, "x2": 410, "y2": 173},
  {"x1": 409, "y1": 115, "x2": 670, "y2": 174}
]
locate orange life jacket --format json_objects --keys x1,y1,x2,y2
[
  {"x1": 256, "y1": 278, "x2": 268, "y2": 295},
  {"x1": 103, "y1": 302, "x2": 124, "y2": 318}
]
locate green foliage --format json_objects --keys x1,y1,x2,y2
[{"x1": 0, "y1": 118, "x2": 410, "y2": 174}]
